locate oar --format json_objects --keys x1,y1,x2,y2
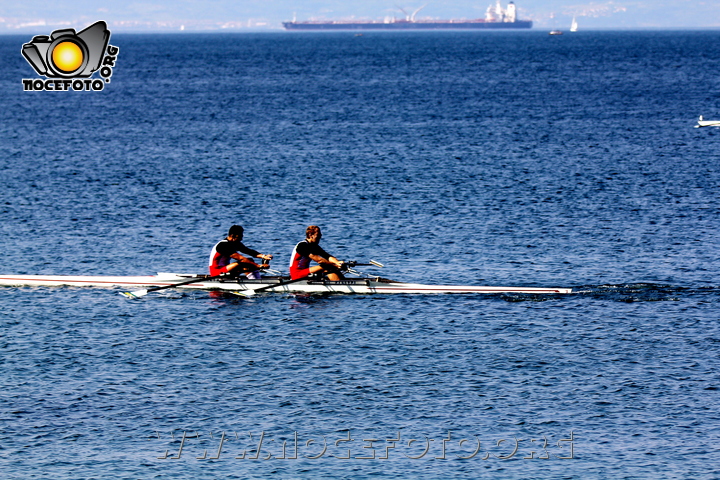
[
  {"x1": 349, "y1": 260, "x2": 384, "y2": 268},
  {"x1": 233, "y1": 276, "x2": 311, "y2": 297},
  {"x1": 120, "y1": 273, "x2": 229, "y2": 299}
]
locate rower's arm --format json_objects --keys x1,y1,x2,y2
[
  {"x1": 237, "y1": 243, "x2": 262, "y2": 259},
  {"x1": 230, "y1": 253, "x2": 261, "y2": 267},
  {"x1": 308, "y1": 254, "x2": 338, "y2": 266},
  {"x1": 308, "y1": 253, "x2": 327, "y2": 264},
  {"x1": 240, "y1": 247, "x2": 272, "y2": 261},
  {"x1": 309, "y1": 254, "x2": 343, "y2": 268}
]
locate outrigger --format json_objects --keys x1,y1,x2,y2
[{"x1": 0, "y1": 261, "x2": 572, "y2": 297}]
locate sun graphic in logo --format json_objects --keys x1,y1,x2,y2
[{"x1": 51, "y1": 41, "x2": 85, "y2": 73}]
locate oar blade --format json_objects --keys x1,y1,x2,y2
[
  {"x1": 232, "y1": 290, "x2": 256, "y2": 297},
  {"x1": 120, "y1": 289, "x2": 148, "y2": 299},
  {"x1": 369, "y1": 260, "x2": 384, "y2": 268}
]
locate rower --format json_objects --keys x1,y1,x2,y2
[
  {"x1": 209, "y1": 225, "x2": 273, "y2": 278},
  {"x1": 289, "y1": 225, "x2": 345, "y2": 281}
]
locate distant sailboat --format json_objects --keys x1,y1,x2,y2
[
  {"x1": 570, "y1": 16, "x2": 578, "y2": 32},
  {"x1": 549, "y1": 12, "x2": 563, "y2": 35}
]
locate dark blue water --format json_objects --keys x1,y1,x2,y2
[{"x1": 1, "y1": 31, "x2": 719, "y2": 478}]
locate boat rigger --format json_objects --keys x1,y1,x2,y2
[{"x1": 0, "y1": 272, "x2": 572, "y2": 296}]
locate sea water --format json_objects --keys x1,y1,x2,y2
[{"x1": 1, "y1": 30, "x2": 719, "y2": 479}]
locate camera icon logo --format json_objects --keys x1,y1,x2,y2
[{"x1": 22, "y1": 21, "x2": 110, "y2": 78}]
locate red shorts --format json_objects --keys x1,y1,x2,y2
[
  {"x1": 211, "y1": 262, "x2": 260, "y2": 277},
  {"x1": 289, "y1": 267, "x2": 310, "y2": 280},
  {"x1": 209, "y1": 265, "x2": 231, "y2": 276}
]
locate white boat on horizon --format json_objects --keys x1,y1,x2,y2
[
  {"x1": 548, "y1": 12, "x2": 562, "y2": 35},
  {"x1": 570, "y1": 16, "x2": 578, "y2": 32},
  {"x1": 696, "y1": 115, "x2": 720, "y2": 128}
]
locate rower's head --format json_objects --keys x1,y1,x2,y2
[
  {"x1": 228, "y1": 225, "x2": 244, "y2": 241},
  {"x1": 306, "y1": 225, "x2": 322, "y2": 243}
]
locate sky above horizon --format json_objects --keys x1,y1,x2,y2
[{"x1": 2, "y1": 1, "x2": 719, "y2": 31}]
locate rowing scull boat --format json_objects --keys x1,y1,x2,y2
[{"x1": 0, "y1": 273, "x2": 572, "y2": 295}]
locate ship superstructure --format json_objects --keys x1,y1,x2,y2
[{"x1": 283, "y1": 1, "x2": 532, "y2": 30}]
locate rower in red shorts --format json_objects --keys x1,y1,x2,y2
[
  {"x1": 209, "y1": 225, "x2": 273, "y2": 277},
  {"x1": 289, "y1": 225, "x2": 345, "y2": 281}
]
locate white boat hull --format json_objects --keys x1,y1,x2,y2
[
  {"x1": 0, "y1": 273, "x2": 572, "y2": 295},
  {"x1": 696, "y1": 116, "x2": 720, "y2": 128},
  {"x1": 697, "y1": 120, "x2": 720, "y2": 128}
]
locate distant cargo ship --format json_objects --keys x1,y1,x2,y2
[{"x1": 283, "y1": 1, "x2": 532, "y2": 30}]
